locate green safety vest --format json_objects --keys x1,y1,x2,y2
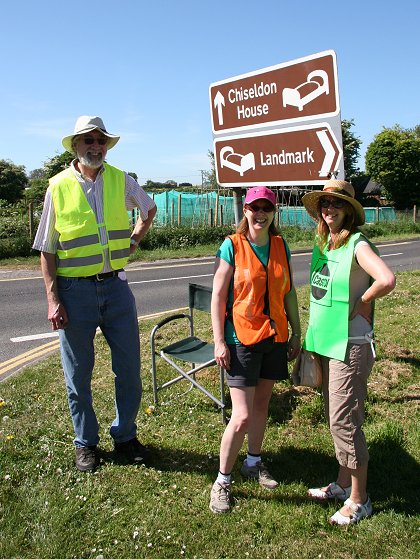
[
  {"x1": 49, "y1": 162, "x2": 130, "y2": 276},
  {"x1": 304, "y1": 232, "x2": 369, "y2": 361}
]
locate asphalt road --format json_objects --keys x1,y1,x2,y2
[{"x1": 1, "y1": 238, "x2": 419, "y2": 380}]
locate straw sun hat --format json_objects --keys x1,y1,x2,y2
[
  {"x1": 301, "y1": 180, "x2": 365, "y2": 226},
  {"x1": 62, "y1": 115, "x2": 120, "y2": 154}
]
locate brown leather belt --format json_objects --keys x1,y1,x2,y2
[{"x1": 79, "y1": 269, "x2": 123, "y2": 281}]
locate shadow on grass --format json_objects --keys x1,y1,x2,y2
[
  {"x1": 98, "y1": 433, "x2": 419, "y2": 516},
  {"x1": 368, "y1": 436, "x2": 420, "y2": 515},
  {"x1": 268, "y1": 387, "x2": 302, "y2": 423},
  {"x1": 397, "y1": 355, "x2": 420, "y2": 368}
]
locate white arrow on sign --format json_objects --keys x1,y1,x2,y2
[
  {"x1": 316, "y1": 128, "x2": 341, "y2": 177},
  {"x1": 214, "y1": 91, "x2": 225, "y2": 126}
]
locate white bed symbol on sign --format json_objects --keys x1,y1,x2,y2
[
  {"x1": 282, "y1": 69, "x2": 329, "y2": 112},
  {"x1": 220, "y1": 146, "x2": 255, "y2": 176}
]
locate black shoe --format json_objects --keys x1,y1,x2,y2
[
  {"x1": 75, "y1": 446, "x2": 99, "y2": 472},
  {"x1": 114, "y1": 437, "x2": 149, "y2": 464}
]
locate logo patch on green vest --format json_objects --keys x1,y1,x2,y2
[{"x1": 310, "y1": 257, "x2": 338, "y2": 306}]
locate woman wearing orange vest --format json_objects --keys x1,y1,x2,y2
[{"x1": 209, "y1": 186, "x2": 301, "y2": 513}]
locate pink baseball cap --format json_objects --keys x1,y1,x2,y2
[{"x1": 244, "y1": 186, "x2": 276, "y2": 206}]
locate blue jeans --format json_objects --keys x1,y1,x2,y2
[{"x1": 57, "y1": 274, "x2": 141, "y2": 447}]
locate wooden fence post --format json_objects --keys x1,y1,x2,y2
[
  {"x1": 414, "y1": 205, "x2": 417, "y2": 224},
  {"x1": 28, "y1": 202, "x2": 34, "y2": 242},
  {"x1": 178, "y1": 194, "x2": 182, "y2": 226}
]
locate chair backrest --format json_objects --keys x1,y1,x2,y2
[{"x1": 189, "y1": 283, "x2": 212, "y2": 313}]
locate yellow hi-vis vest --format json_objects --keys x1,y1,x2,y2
[{"x1": 49, "y1": 163, "x2": 130, "y2": 276}]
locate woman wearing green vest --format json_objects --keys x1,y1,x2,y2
[
  {"x1": 301, "y1": 180, "x2": 395, "y2": 525},
  {"x1": 209, "y1": 186, "x2": 301, "y2": 513}
]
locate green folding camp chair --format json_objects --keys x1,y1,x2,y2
[{"x1": 150, "y1": 283, "x2": 226, "y2": 422}]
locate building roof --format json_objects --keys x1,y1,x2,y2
[{"x1": 363, "y1": 179, "x2": 382, "y2": 195}]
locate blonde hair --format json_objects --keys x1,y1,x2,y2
[
  {"x1": 236, "y1": 214, "x2": 280, "y2": 236},
  {"x1": 316, "y1": 200, "x2": 358, "y2": 251}
]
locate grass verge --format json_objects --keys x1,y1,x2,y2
[
  {"x1": 0, "y1": 272, "x2": 419, "y2": 559},
  {"x1": 1, "y1": 217, "x2": 419, "y2": 269}
]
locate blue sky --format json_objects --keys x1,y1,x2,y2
[{"x1": 1, "y1": 0, "x2": 418, "y2": 185}]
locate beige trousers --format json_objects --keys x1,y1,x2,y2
[{"x1": 321, "y1": 343, "x2": 375, "y2": 469}]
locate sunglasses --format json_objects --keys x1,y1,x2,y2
[
  {"x1": 320, "y1": 198, "x2": 346, "y2": 209},
  {"x1": 247, "y1": 202, "x2": 275, "y2": 213},
  {"x1": 83, "y1": 137, "x2": 108, "y2": 146}
]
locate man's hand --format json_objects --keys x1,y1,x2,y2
[{"x1": 48, "y1": 302, "x2": 68, "y2": 330}]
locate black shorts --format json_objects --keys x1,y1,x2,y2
[{"x1": 226, "y1": 337, "x2": 288, "y2": 388}]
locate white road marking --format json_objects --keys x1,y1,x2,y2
[
  {"x1": 382, "y1": 253, "x2": 403, "y2": 257},
  {"x1": 11, "y1": 332, "x2": 59, "y2": 342},
  {"x1": 129, "y1": 273, "x2": 213, "y2": 285}
]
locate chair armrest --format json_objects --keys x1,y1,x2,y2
[
  {"x1": 155, "y1": 313, "x2": 189, "y2": 329},
  {"x1": 150, "y1": 313, "x2": 193, "y2": 359}
]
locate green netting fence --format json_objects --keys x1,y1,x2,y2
[{"x1": 130, "y1": 190, "x2": 396, "y2": 227}]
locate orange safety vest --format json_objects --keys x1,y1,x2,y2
[{"x1": 228, "y1": 234, "x2": 291, "y2": 345}]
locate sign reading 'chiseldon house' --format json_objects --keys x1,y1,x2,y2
[{"x1": 209, "y1": 50, "x2": 344, "y2": 186}]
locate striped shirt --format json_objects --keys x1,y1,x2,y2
[{"x1": 32, "y1": 160, "x2": 156, "y2": 273}]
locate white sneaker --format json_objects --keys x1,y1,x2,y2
[
  {"x1": 308, "y1": 482, "x2": 351, "y2": 502},
  {"x1": 209, "y1": 481, "x2": 231, "y2": 513},
  {"x1": 330, "y1": 497, "x2": 373, "y2": 525}
]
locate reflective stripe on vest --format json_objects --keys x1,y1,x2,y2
[
  {"x1": 50, "y1": 163, "x2": 130, "y2": 276},
  {"x1": 229, "y1": 234, "x2": 291, "y2": 345}
]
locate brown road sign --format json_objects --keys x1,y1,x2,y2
[
  {"x1": 214, "y1": 122, "x2": 343, "y2": 187},
  {"x1": 210, "y1": 50, "x2": 339, "y2": 135}
]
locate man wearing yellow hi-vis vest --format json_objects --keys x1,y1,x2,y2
[{"x1": 33, "y1": 116, "x2": 156, "y2": 472}]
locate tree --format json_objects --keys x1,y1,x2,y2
[
  {"x1": 0, "y1": 159, "x2": 28, "y2": 203},
  {"x1": 202, "y1": 150, "x2": 218, "y2": 190},
  {"x1": 26, "y1": 151, "x2": 74, "y2": 202},
  {"x1": 25, "y1": 178, "x2": 48, "y2": 204},
  {"x1": 341, "y1": 119, "x2": 363, "y2": 181},
  {"x1": 365, "y1": 125, "x2": 420, "y2": 209},
  {"x1": 43, "y1": 151, "x2": 73, "y2": 179},
  {"x1": 29, "y1": 168, "x2": 46, "y2": 180}
]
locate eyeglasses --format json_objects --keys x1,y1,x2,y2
[
  {"x1": 320, "y1": 198, "x2": 346, "y2": 209},
  {"x1": 83, "y1": 137, "x2": 108, "y2": 146},
  {"x1": 246, "y1": 202, "x2": 275, "y2": 213}
]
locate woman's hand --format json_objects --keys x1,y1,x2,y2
[
  {"x1": 349, "y1": 298, "x2": 372, "y2": 324},
  {"x1": 287, "y1": 334, "x2": 301, "y2": 361},
  {"x1": 215, "y1": 340, "x2": 231, "y2": 371}
]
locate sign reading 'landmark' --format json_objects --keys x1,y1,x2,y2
[{"x1": 214, "y1": 122, "x2": 342, "y2": 186}]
